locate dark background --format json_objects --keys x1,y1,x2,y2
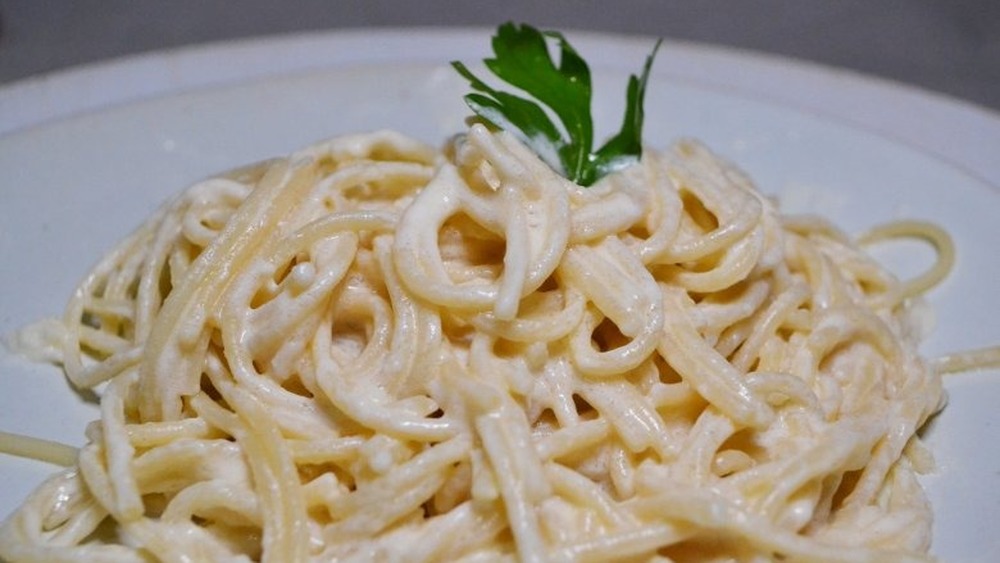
[{"x1": 1, "y1": 0, "x2": 998, "y2": 112}]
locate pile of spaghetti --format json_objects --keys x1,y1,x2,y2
[{"x1": 0, "y1": 124, "x2": 951, "y2": 561}]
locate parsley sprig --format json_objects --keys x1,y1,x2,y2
[{"x1": 452, "y1": 22, "x2": 661, "y2": 186}]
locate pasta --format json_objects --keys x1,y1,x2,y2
[{"x1": 0, "y1": 123, "x2": 957, "y2": 561}]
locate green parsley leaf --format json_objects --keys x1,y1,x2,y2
[{"x1": 451, "y1": 22, "x2": 661, "y2": 186}]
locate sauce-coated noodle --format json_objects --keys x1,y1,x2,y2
[{"x1": 1, "y1": 125, "x2": 952, "y2": 561}]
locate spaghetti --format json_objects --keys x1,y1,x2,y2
[{"x1": 0, "y1": 125, "x2": 956, "y2": 561}]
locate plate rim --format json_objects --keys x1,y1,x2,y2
[{"x1": 1, "y1": 26, "x2": 998, "y2": 189}]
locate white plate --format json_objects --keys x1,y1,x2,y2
[{"x1": 2, "y1": 28, "x2": 999, "y2": 560}]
